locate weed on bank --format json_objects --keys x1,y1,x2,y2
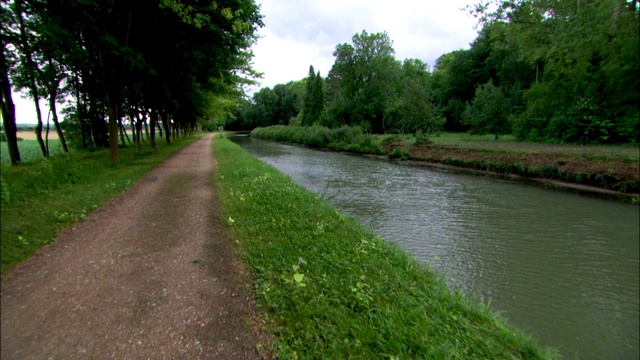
[
  {"x1": 213, "y1": 137, "x2": 557, "y2": 359},
  {"x1": 0, "y1": 136, "x2": 202, "y2": 274}
]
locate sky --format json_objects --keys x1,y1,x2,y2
[
  {"x1": 247, "y1": 0, "x2": 480, "y2": 92},
  {"x1": 11, "y1": 0, "x2": 480, "y2": 125}
]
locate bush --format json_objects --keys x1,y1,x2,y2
[
  {"x1": 252, "y1": 125, "x2": 384, "y2": 155},
  {"x1": 413, "y1": 130, "x2": 432, "y2": 146},
  {"x1": 389, "y1": 147, "x2": 411, "y2": 160}
]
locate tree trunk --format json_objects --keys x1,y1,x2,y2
[
  {"x1": 74, "y1": 72, "x2": 87, "y2": 149},
  {"x1": 89, "y1": 94, "x2": 107, "y2": 148},
  {"x1": 118, "y1": 117, "x2": 131, "y2": 146},
  {"x1": 47, "y1": 79, "x2": 68, "y2": 153},
  {"x1": 129, "y1": 111, "x2": 139, "y2": 151},
  {"x1": 134, "y1": 112, "x2": 143, "y2": 153},
  {"x1": 1, "y1": 50, "x2": 21, "y2": 165},
  {"x1": 162, "y1": 111, "x2": 171, "y2": 144},
  {"x1": 15, "y1": 0, "x2": 47, "y2": 158},
  {"x1": 149, "y1": 112, "x2": 157, "y2": 149},
  {"x1": 106, "y1": 95, "x2": 119, "y2": 163},
  {"x1": 143, "y1": 115, "x2": 149, "y2": 142},
  {"x1": 31, "y1": 91, "x2": 47, "y2": 157},
  {"x1": 45, "y1": 110, "x2": 50, "y2": 155}
]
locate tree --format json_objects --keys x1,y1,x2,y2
[
  {"x1": 462, "y1": 81, "x2": 511, "y2": 139},
  {"x1": 2, "y1": 0, "x2": 264, "y2": 161},
  {"x1": 302, "y1": 65, "x2": 323, "y2": 126},
  {"x1": 1, "y1": 43, "x2": 20, "y2": 165},
  {"x1": 469, "y1": 0, "x2": 639, "y2": 143},
  {"x1": 328, "y1": 30, "x2": 398, "y2": 133},
  {"x1": 10, "y1": 0, "x2": 48, "y2": 157},
  {"x1": 385, "y1": 58, "x2": 443, "y2": 134}
]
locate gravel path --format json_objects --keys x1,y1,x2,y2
[{"x1": 1, "y1": 134, "x2": 263, "y2": 359}]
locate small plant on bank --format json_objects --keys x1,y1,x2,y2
[
  {"x1": 389, "y1": 147, "x2": 411, "y2": 160},
  {"x1": 413, "y1": 129, "x2": 432, "y2": 146}
]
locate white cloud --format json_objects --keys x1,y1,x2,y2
[{"x1": 250, "y1": 0, "x2": 479, "y2": 91}]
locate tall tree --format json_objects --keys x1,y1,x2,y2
[
  {"x1": 462, "y1": 81, "x2": 511, "y2": 139},
  {"x1": 1, "y1": 42, "x2": 20, "y2": 165},
  {"x1": 11, "y1": 0, "x2": 47, "y2": 157},
  {"x1": 394, "y1": 59, "x2": 443, "y2": 134},
  {"x1": 302, "y1": 65, "x2": 323, "y2": 126},
  {"x1": 328, "y1": 30, "x2": 397, "y2": 133}
]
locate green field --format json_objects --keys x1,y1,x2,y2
[
  {"x1": 1, "y1": 139, "x2": 64, "y2": 165},
  {"x1": 213, "y1": 137, "x2": 557, "y2": 359},
  {"x1": 428, "y1": 133, "x2": 639, "y2": 162}
]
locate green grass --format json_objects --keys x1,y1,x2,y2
[
  {"x1": 1, "y1": 139, "x2": 64, "y2": 165},
  {"x1": 213, "y1": 137, "x2": 557, "y2": 359},
  {"x1": 428, "y1": 133, "x2": 639, "y2": 162},
  {"x1": 0, "y1": 135, "x2": 203, "y2": 274}
]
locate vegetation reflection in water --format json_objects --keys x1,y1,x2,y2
[{"x1": 231, "y1": 135, "x2": 639, "y2": 360}]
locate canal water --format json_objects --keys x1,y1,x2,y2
[{"x1": 230, "y1": 135, "x2": 639, "y2": 359}]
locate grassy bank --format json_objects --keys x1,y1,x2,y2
[
  {"x1": 0, "y1": 135, "x2": 202, "y2": 274},
  {"x1": 251, "y1": 125, "x2": 639, "y2": 196},
  {"x1": 212, "y1": 137, "x2": 557, "y2": 359}
]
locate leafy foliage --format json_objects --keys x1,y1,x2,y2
[
  {"x1": 3, "y1": 0, "x2": 264, "y2": 162},
  {"x1": 462, "y1": 81, "x2": 512, "y2": 138},
  {"x1": 302, "y1": 66, "x2": 324, "y2": 126}
]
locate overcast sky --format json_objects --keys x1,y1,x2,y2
[
  {"x1": 12, "y1": 0, "x2": 480, "y2": 124},
  {"x1": 247, "y1": 0, "x2": 480, "y2": 92}
]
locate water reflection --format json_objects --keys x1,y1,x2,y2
[{"x1": 230, "y1": 136, "x2": 639, "y2": 359}]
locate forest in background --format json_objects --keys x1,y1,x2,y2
[{"x1": 226, "y1": 0, "x2": 639, "y2": 145}]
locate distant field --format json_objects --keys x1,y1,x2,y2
[
  {"x1": 17, "y1": 130, "x2": 59, "y2": 140},
  {"x1": 426, "y1": 133, "x2": 639, "y2": 162},
  {"x1": 1, "y1": 139, "x2": 62, "y2": 165}
]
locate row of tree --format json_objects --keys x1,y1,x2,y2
[
  {"x1": 226, "y1": 0, "x2": 638, "y2": 144},
  {"x1": 1, "y1": 0, "x2": 263, "y2": 164}
]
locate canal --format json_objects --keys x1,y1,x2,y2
[{"x1": 230, "y1": 135, "x2": 639, "y2": 359}]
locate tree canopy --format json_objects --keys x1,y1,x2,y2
[{"x1": 1, "y1": 0, "x2": 264, "y2": 163}]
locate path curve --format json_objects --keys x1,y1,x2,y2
[{"x1": 1, "y1": 134, "x2": 262, "y2": 359}]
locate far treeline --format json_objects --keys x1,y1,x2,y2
[
  {"x1": 226, "y1": 0, "x2": 639, "y2": 145},
  {"x1": 1, "y1": 0, "x2": 263, "y2": 164}
]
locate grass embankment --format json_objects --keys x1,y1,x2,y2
[
  {"x1": 213, "y1": 137, "x2": 557, "y2": 359},
  {"x1": 251, "y1": 125, "x2": 640, "y2": 196},
  {"x1": 0, "y1": 135, "x2": 202, "y2": 274}
]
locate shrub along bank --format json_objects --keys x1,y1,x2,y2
[
  {"x1": 212, "y1": 137, "x2": 557, "y2": 359},
  {"x1": 251, "y1": 125, "x2": 639, "y2": 196},
  {"x1": 0, "y1": 135, "x2": 202, "y2": 274}
]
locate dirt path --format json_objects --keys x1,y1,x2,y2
[{"x1": 1, "y1": 134, "x2": 263, "y2": 359}]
